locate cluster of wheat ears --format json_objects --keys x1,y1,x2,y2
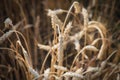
[{"x1": 0, "y1": 1, "x2": 119, "y2": 80}]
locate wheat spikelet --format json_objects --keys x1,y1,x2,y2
[
  {"x1": 72, "y1": 68, "x2": 83, "y2": 80},
  {"x1": 83, "y1": 67, "x2": 99, "y2": 74},
  {"x1": 81, "y1": 8, "x2": 89, "y2": 27},
  {"x1": 43, "y1": 68, "x2": 50, "y2": 80},
  {"x1": 54, "y1": 65, "x2": 68, "y2": 71},
  {"x1": 62, "y1": 72, "x2": 83, "y2": 78},
  {"x1": 73, "y1": 1, "x2": 81, "y2": 14},
  {"x1": 62, "y1": 1, "x2": 80, "y2": 32},
  {"x1": 64, "y1": 22, "x2": 72, "y2": 40},
  {"x1": 71, "y1": 30, "x2": 85, "y2": 40},
  {"x1": 38, "y1": 43, "x2": 51, "y2": 51},
  {"x1": 29, "y1": 67, "x2": 40, "y2": 80},
  {"x1": 47, "y1": 9, "x2": 63, "y2": 29},
  {"x1": 4, "y1": 18, "x2": 13, "y2": 28},
  {"x1": 84, "y1": 45, "x2": 99, "y2": 51},
  {"x1": 0, "y1": 30, "x2": 14, "y2": 44},
  {"x1": 74, "y1": 39, "x2": 80, "y2": 52},
  {"x1": 75, "y1": 68, "x2": 83, "y2": 74},
  {"x1": 0, "y1": 20, "x2": 23, "y2": 44},
  {"x1": 17, "y1": 40, "x2": 30, "y2": 64},
  {"x1": 57, "y1": 26, "x2": 64, "y2": 64},
  {"x1": 57, "y1": 25, "x2": 64, "y2": 76},
  {"x1": 47, "y1": 9, "x2": 64, "y2": 15}
]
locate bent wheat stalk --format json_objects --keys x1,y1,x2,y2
[
  {"x1": 71, "y1": 45, "x2": 98, "y2": 70},
  {"x1": 88, "y1": 21, "x2": 107, "y2": 60}
]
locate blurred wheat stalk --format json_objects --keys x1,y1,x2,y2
[{"x1": 0, "y1": 18, "x2": 39, "y2": 80}]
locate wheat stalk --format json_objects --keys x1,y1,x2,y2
[
  {"x1": 71, "y1": 45, "x2": 98, "y2": 70},
  {"x1": 88, "y1": 21, "x2": 107, "y2": 60}
]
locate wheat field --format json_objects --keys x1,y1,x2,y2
[{"x1": 0, "y1": 0, "x2": 120, "y2": 80}]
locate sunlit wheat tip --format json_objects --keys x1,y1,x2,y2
[
  {"x1": 84, "y1": 67, "x2": 99, "y2": 73},
  {"x1": 38, "y1": 43, "x2": 51, "y2": 51},
  {"x1": 4, "y1": 17, "x2": 13, "y2": 28},
  {"x1": 73, "y1": 1, "x2": 81, "y2": 14},
  {"x1": 63, "y1": 72, "x2": 84, "y2": 78},
  {"x1": 43, "y1": 68, "x2": 50, "y2": 80},
  {"x1": 29, "y1": 67, "x2": 40, "y2": 80},
  {"x1": 54, "y1": 65, "x2": 68, "y2": 71},
  {"x1": 17, "y1": 40, "x2": 29, "y2": 62},
  {"x1": 53, "y1": 9, "x2": 64, "y2": 14},
  {"x1": 84, "y1": 45, "x2": 98, "y2": 51},
  {"x1": 74, "y1": 39, "x2": 80, "y2": 52}
]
